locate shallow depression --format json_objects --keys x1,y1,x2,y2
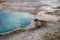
[{"x1": 0, "y1": 10, "x2": 35, "y2": 34}]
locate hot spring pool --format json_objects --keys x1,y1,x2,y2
[{"x1": 0, "y1": 10, "x2": 35, "y2": 34}]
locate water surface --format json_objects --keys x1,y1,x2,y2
[{"x1": 0, "y1": 10, "x2": 35, "y2": 34}]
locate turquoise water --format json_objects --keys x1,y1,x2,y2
[{"x1": 0, "y1": 10, "x2": 34, "y2": 34}]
